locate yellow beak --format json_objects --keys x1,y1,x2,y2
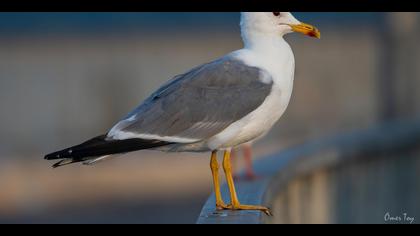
[{"x1": 289, "y1": 22, "x2": 321, "y2": 39}]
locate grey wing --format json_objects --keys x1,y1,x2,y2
[{"x1": 107, "y1": 57, "x2": 274, "y2": 143}]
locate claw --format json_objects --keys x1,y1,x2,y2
[
  {"x1": 263, "y1": 208, "x2": 273, "y2": 216},
  {"x1": 216, "y1": 203, "x2": 229, "y2": 210},
  {"x1": 217, "y1": 204, "x2": 272, "y2": 216}
]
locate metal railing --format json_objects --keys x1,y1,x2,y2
[{"x1": 197, "y1": 118, "x2": 420, "y2": 224}]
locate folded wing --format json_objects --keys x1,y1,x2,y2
[{"x1": 108, "y1": 56, "x2": 274, "y2": 143}]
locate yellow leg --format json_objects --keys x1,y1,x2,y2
[
  {"x1": 210, "y1": 151, "x2": 228, "y2": 210},
  {"x1": 222, "y1": 149, "x2": 272, "y2": 216}
]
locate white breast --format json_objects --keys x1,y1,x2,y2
[{"x1": 206, "y1": 43, "x2": 295, "y2": 150}]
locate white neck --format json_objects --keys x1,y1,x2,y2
[
  {"x1": 240, "y1": 26, "x2": 293, "y2": 60},
  {"x1": 235, "y1": 30, "x2": 295, "y2": 86},
  {"x1": 242, "y1": 31, "x2": 282, "y2": 50},
  {"x1": 241, "y1": 32, "x2": 294, "y2": 67}
]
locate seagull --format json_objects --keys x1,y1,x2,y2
[{"x1": 45, "y1": 12, "x2": 320, "y2": 215}]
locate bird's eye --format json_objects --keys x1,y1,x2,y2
[{"x1": 272, "y1": 12, "x2": 280, "y2": 17}]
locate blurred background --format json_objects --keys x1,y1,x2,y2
[{"x1": 0, "y1": 12, "x2": 419, "y2": 223}]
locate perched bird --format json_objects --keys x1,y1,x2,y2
[{"x1": 45, "y1": 12, "x2": 320, "y2": 215}]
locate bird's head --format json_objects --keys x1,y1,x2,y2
[{"x1": 240, "y1": 12, "x2": 320, "y2": 40}]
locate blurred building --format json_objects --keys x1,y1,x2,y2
[{"x1": 0, "y1": 12, "x2": 419, "y2": 223}]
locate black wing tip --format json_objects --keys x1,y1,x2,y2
[
  {"x1": 44, "y1": 134, "x2": 107, "y2": 161},
  {"x1": 52, "y1": 161, "x2": 62, "y2": 168},
  {"x1": 44, "y1": 154, "x2": 54, "y2": 160},
  {"x1": 51, "y1": 159, "x2": 77, "y2": 168},
  {"x1": 45, "y1": 153, "x2": 68, "y2": 168},
  {"x1": 44, "y1": 151, "x2": 62, "y2": 160},
  {"x1": 44, "y1": 136, "x2": 173, "y2": 167},
  {"x1": 44, "y1": 154, "x2": 53, "y2": 160}
]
